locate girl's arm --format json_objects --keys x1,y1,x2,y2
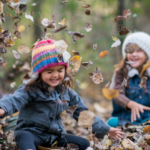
[
  {"x1": 0, "y1": 84, "x2": 31, "y2": 117},
  {"x1": 68, "y1": 89, "x2": 110, "y2": 139}
]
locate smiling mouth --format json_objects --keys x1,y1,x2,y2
[{"x1": 50, "y1": 79, "x2": 59, "y2": 83}]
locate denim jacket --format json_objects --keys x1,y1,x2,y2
[
  {"x1": 112, "y1": 74, "x2": 150, "y2": 122},
  {"x1": 0, "y1": 83, "x2": 110, "y2": 144}
]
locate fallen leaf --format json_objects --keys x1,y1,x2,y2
[
  {"x1": 102, "y1": 88, "x2": 119, "y2": 100},
  {"x1": 85, "y1": 23, "x2": 92, "y2": 32},
  {"x1": 111, "y1": 39, "x2": 121, "y2": 47},
  {"x1": 25, "y1": 13, "x2": 34, "y2": 22},
  {"x1": 78, "y1": 110, "x2": 95, "y2": 128},
  {"x1": 99, "y1": 51, "x2": 108, "y2": 58},
  {"x1": 12, "y1": 50, "x2": 20, "y2": 59}
]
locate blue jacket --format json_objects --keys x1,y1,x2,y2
[
  {"x1": 112, "y1": 74, "x2": 150, "y2": 122},
  {"x1": 0, "y1": 83, "x2": 110, "y2": 144}
]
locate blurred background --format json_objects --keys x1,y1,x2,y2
[{"x1": 0, "y1": 0, "x2": 150, "y2": 113}]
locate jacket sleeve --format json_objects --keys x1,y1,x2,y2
[
  {"x1": 0, "y1": 83, "x2": 31, "y2": 117},
  {"x1": 113, "y1": 70, "x2": 131, "y2": 110},
  {"x1": 69, "y1": 89, "x2": 110, "y2": 139}
]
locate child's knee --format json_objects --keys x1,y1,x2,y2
[{"x1": 107, "y1": 117, "x2": 118, "y2": 127}]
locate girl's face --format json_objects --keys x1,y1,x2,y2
[
  {"x1": 41, "y1": 65, "x2": 65, "y2": 88},
  {"x1": 127, "y1": 48, "x2": 147, "y2": 71}
]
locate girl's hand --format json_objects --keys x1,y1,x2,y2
[
  {"x1": 0, "y1": 108, "x2": 5, "y2": 117},
  {"x1": 127, "y1": 101, "x2": 150, "y2": 122},
  {"x1": 108, "y1": 127, "x2": 125, "y2": 140}
]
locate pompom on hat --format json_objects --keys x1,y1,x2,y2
[
  {"x1": 31, "y1": 39, "x2": 70, "y2": 74},
  {"x1": 122, "y1": 32, "x2": 150, "y2": 59}
]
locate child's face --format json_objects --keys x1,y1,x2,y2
[
  {"x1": 41, "y1": 65, "x2": 65, "y2": 88},
  {"x1": 127, "y1": 49, "x2": 147, "y2": 70}
]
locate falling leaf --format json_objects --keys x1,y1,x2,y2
[
  {"x1": 57, "y1": 54, "x2": 63, "y2": 63},
  {"x1": 78, "y1": 110, "x2": 95, "y2": 128},
  {"x1": 120, "y1": 78, "x2": 127, "y2": 92},
  {"x1": 125, "y1": 43, "x2": 139, "y2": 54},
  {"x1": 41, "y1": 18, "x2": 51, "y2": 26},
  {"x1": 70, "y1": 55, "x2": 82, "y2": 71},
  {"x1": 89, "y1": 60, "x2": 93, "y2": 65},
  {"x1": 66, "y1": 105, "x2": 78, "y2": 115},
  {"x1": 0, "y1": 12, "x2": 5, "y2": 22},
  {"x1": 85, "y1": 9, "x2": 90, "y2": 15},
  {"x1": 99, "y1": 51, "x2": 108, "y2": 58},
  {"x1": 18, "y1": 44, "x2": 30, "y2": 54},
  {"x1": 53, "y1": 25, "x2": 67, "y2": 33},
  {"x1": 54, "y1": 40, "x2": 68, "y2": 53},
  {"x1": 4, "y1": 36, "x2": 15, "y2": 46},
  {"x1": 111, "y1": 39, "x2": 121, "y2": 47},
  {"x1": 102, "y1": 88, "x2": 119, "y2": 100},
  {"x1": 85, "y1": 23, "x2": 92, "y2": 32},
  {"x1": 10, "y1": 82, "x2": 16, "y2": 88},
  {"x1": 25, "y1": 13, "x2": 34, "y2": 22},
  {"x1": 114, "y1": 15, "x2": 123, "y2": 22},
  {"x1": 58, "y1": 18, "x2": 65, "y2": 25},
  {"x1": 12, "y1": 50, "x2": 20, "y2": 59},
  {"x1": 65, "y1": 30, "x2": 84, "y2": 43},
  {"x1": 61, "y1": 1, "x2": 68, "y2": 4},
  {"x1": 14, "y1": 30, "x2": 21, "y2": 39},
  {"x1": 63, "y1": 51, "x2": 71, "y2": 63},
  {"x1": 31, "y1": 3, "x2": 36, "y2": 6},
  {"x1": 81, "y1": 62, "x2": 89, "y2": 67},
  {"x1": 90, "y1": 72, "x2": 103, "y2": 84},
  {"x1": 139, "y1": 76, "x2": 147, "y2": 88},
  {"x1": 112, "y1": 35, "x2": 118, "y2": 41},
  {"x1": 2, "y1": 61, "x2": 6, "y2": 68},
  {"x1": 93, "y1": 43, "x2": 97, "y2": 50},
  {"x1": 122, "y1": 138, "x2": 139, "y2": 149},
  {"x1": 71, "y1": 50, "x2": 80, "y2": 56},
  {"x1": 18, "y1": 25, "x2": 25, "y2": 32},
  {"x1": 118, "y1": 24, "x2": 129, "y2": 35},
  {"x1": 105, "y1": 81, "x2": 112, "y2": 88},
  {"x1": 122, "y1": 9, "x2": 132, "y2": 19},
  {"x1": 82, "y1": 4, "x2": 90, "y2": 8},
  {"x1": 140, "y1": 61, "x2": 150, "y2": 77},
  {"x1": 0, "y1": 2, "x2": 4, "y2": 14}
]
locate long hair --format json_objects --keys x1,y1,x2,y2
[{"x1": 24, "y1": 69, "x2": 74, "y2": 98}]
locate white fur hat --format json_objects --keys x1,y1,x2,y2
[
  {"x1": 122, "y1": 32, "x2": 150, "y2": 77},
  {"x1": 122, "y1": 32, "x2": 150, "y2": 59}
]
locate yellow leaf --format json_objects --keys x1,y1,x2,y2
[
  {"x1": 58, "y1": 18, "x2": 65, "y2": 25},
  {"x1": 112, "y1": 35, "x2": 118, "y2": 41},
  {"x1": 102, "y1": 88, "x2": 119, "y2": 100},
  {"x1": 70, "y1": 55, "x2": 82, "y2": 71},
  {"x1": 140, "y1": 61, "x2": 150, "y2": 77},
  {"x1": 5, "y1": 36, "x2": 15, "y2": 46},
  {"x1": 99, "y1": 51, "x2": 108, "y2": 58},
  {"x1": 18, "y1": 25, "x2": 25, "y2": 32}
]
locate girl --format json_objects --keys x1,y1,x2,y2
[
  {"x1": 0, "y1": 39, "x2": 124, "y2": 150},
  {"x1": 108, "y1": 32, "x2": 150, "y2": 127}
]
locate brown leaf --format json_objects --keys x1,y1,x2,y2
[
  {"x1": 57, "y1": 53, "x2": 63, "y2": 63},
  {"x1": 85, "y1": 23, "x2": 92, "y2": 32},
  {"x1": 114, "y1": 15, "x2": 123, "y2": 22},
  {"x1": 102, "y1": 88, "x2": 119, "y2": 100},
  {"x1": 122, "y1": 9, "x2": 132, "y2": 19},
  {"x1": 78, "y1": 110, "x2": 95, "y2": 128},
  {"x1": 118, "y1": 24, "x2": 129, "y2": 35},
  {"x1": 71, "y1": 50, "x2": 80, "y2": 56},
  {"x1": 99, "y1": 51, "x2": 108, "y2": 58},
  {"x1": 53, "y1": 25, "x2": 67, "y2": 33},
  {"x1": 85, "y1": 9, "x2": 91, "y2": 15},
  {"x1": 82, "y1": 4, "x2": 90, "y2": 8},
  {"x1": 139, "y1": 76, "x2": 147, "y2": 88},
  {"x1": 90, "y1": 71, "x2": 103, "y2": 84},
  {"x1": 81, "y1": 62, "x2": 89, "y2": 67},
  {"x1": 0, "y1": 12, "x2": 5, "y2": 23},
  {"x1": 66, "y1": 105, "x2": 78, "y2": 115},
  {"x1": 13, "y1": 20, "x2": 19, "y2": 30},
  {"x1": 14, "y1": 30, "x2": 21, "y2": 39}
]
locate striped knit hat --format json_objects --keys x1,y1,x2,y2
[{"x1": 31, "y1": 39, "x2": 69, "y2": 74}]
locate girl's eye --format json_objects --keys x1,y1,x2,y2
[
  {"x1": 48, "y1": 72, "x2": 52, "y2": 73},
  {"x1": 58, "y1": 70, "x2": 62, "y2": 72}
]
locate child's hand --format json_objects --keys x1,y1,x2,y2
[
  {"x1": 0, "y1": 108, "x2": 5, "y2": 117},
  {"x1": 127, "y1": 101, "x2": 150, "y2": 122},
  {"x1": 108, "y1": 127, "x2": 125, "y2": 140}
]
